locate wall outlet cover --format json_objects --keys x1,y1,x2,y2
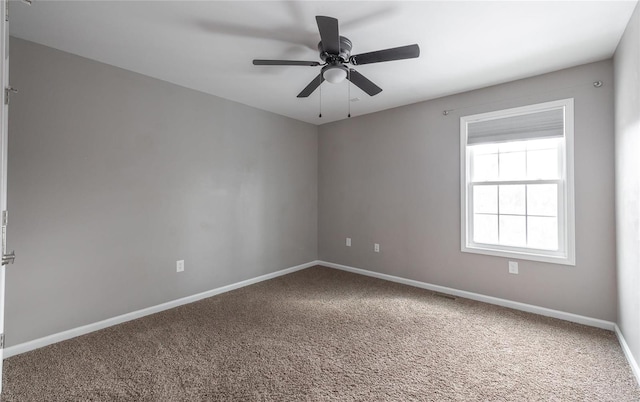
[
  {"x1": 508, "y1": 261, "x2": 518, "y2": 274},
  {"x1": 374, "y1": 243, "x2": 380, "y2": 253},
  {"x1": 346, "y1": 238, "x2": 351, "y2": 247},
  {"x1": 177, "y1": 260, "x2": 185, "y2": 272}
]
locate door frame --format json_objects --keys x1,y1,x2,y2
[{"x1": 0, "y1": 0, "x2": 9, "y2": 393}]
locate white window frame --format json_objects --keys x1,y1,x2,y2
[{"x1": 460, "y1": 99, "x2": 575, "y2": 265}]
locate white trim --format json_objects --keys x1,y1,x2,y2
[
  {"x1": 320, "y1": 260, "x2": 614, "y2": 331},
  {"x1": 460, "y1": 118, "x2": 468, "y2": 259},
  {"x1": 563, "y1": 98, "x2": 576, "y2": 265},
  {"x1": 615, "y1": 324, "x2": 640, "y2": 386},
  {"x1": 3, "y1": 260, "x2": 320, "y2": 359},
  {"x1": 461, "y1": 99, "x2": 573, "y2": 126}
]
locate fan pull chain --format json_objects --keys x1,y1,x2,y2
[
  {"x1": 348, "y1": 69, "x2": 351, "y2": 118},
  {"x1": 318, "y1": 81, "x2": 322, "y2": 118}
]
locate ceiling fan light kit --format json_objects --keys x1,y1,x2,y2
[
  {"x1": 322, "y1": 65, "x2": 348, "y2": 84},
  {"x1": 253, "y1": 16, "x2": 420, "y2": 100}
]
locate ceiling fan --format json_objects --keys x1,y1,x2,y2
[{"x1": 253, "y1": 16, "x2": 420, "y2": 98}]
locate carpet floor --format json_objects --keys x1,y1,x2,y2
[{"x1": 2, "y1": 266, "x2": 639, "y2": 401}]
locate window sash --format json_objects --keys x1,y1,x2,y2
[
  {"x1": 469, "y1": 138, "x2": 563, "y2": 183},
  {"x1": 467, "y1": 180, "x2": 567, "y2": 256}
]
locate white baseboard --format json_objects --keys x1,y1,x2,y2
[
  {"x1": 4, "y1": 260, "x2": 620, "y2": 360},
  {"x1": 319, "y1": 260, "x2": 616, "y2": 331},
  {"x1": 3, "y1": 260, "x2": 321, "y2": 359},
  {"x1": 615, "y1": 324, "x2": 640, "y2": 386}
]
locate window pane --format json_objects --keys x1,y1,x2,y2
[
  {"x1": 499, "y1": 185, "x2": 525, "y2": 215},
  {"x1": 499, "y1": 151, "x2": 526, "y2": 180},
  {"x1": 474, "y1": 214, "x2": 498, "y2": 244},
  {"x1": 472, "y1": 153, "x2": 498, "y2": 181},
  {"x1": 527, "y1": 184, "x2": 558, "y2": 216},
  {"x1": 527, "y1": 149, "x2": 559, "y2": 179},
  {"x1": 473, "y1": 185, "x2": 498, "y2": 214},
  {"x1": 528, "y1": 216, "x2": 558, "y2": 250},
  {"x1": 499, "y1": 215, "x2": 526, "y2": 247}
]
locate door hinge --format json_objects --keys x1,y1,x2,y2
[
  {"x1": 0, "y1": 333, "x2": 4, "y2": 349},
  {"x1": 4, "y1": 86, "x2": 16, "y2": 105},
  {"x1": 1, "y1": 210, "x2": 13, "y2": 265}
]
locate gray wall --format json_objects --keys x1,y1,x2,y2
[
  {"x1": 614, "y1": 3, "x2": 640, "y2": 369},
  {"x1": 6, "y1": 38, "x2": 318, "y2": 347},
  {"x1": 319, "y1": 60, "x2": 616, "y2": 321}
]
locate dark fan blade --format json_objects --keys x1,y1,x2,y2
[
  {"x1": 253, "y1": 59, "x2": 320, "y2": 66},
  {"x1": 297, "y1": 73, "x2": 325, "y2": 98},
  {"x1": 350, "y1": 44, "x2": 420, "y2": 65},
  {"x1": 347, "y1": 69, "x2": 382, "y2": 96},
  {"x1": 316, "y1": 16, "x2": 340, "y2": 55}
]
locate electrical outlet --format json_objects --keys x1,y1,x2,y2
[
  {"x1": 374, "y1": 243, "x2": 380, "y2": 253},
  {"x1": 346, "y1": 237, "x2": 351, "y2": 247},
  {"x1": 508, "y1": 261, "x2": 518, "y2": 274},
  {"x1": 176, "y1": 260, "x2": 184, "y2": 272}
]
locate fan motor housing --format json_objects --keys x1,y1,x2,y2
[{"x1": 318, "y1": 36, "x2": 352, "y2": 62}]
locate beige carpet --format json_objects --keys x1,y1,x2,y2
[{"x1": 2, "y1": 266, "x2": 639, "y2": 401}]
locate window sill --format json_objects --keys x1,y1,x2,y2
[{"x1": 461, "y1": 244, "x2": 575, "y2": 266}]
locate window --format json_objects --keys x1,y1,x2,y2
[{"x1": 460, "y1": 99, "x2": 575, "y2": 265}]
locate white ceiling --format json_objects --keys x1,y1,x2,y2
[{"x1": 8, "y1": 1, "x2": 638, "y2": 125}]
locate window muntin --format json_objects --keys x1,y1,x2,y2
[{"x1": 461, "y1": 99, "x2": 575, "y2": 265}]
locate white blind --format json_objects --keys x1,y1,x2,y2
[{"x1": 467, "y1": 108, "x2": 564, "y2": 145}]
